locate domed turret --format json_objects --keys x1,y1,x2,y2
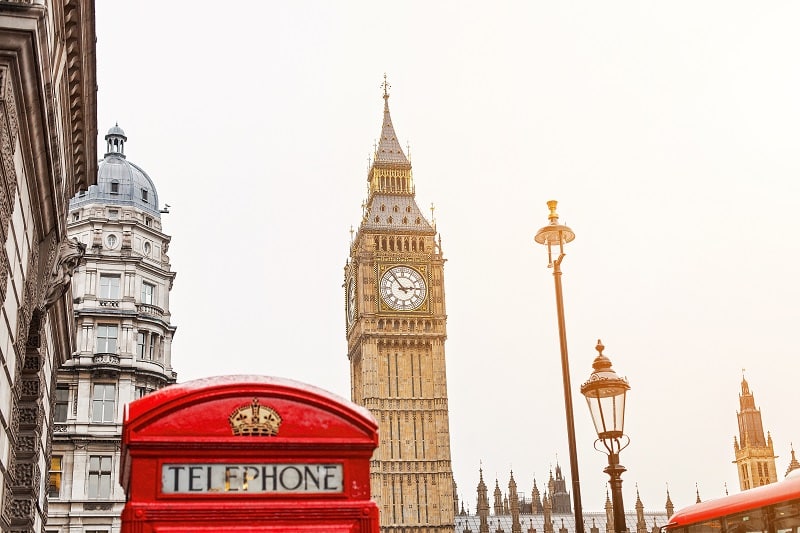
[{"x1": 70, "y1": 125, "x2": 161, "y2": 217}]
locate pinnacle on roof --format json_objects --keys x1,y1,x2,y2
[
  {"x1": 373, "y1": 74, "x2": 410, "y2": 167},
  {"x1": 787, "y1": 445, "x2": 800, "y2": 477}
]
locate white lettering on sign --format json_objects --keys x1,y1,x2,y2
[{"x1": 161, "y1": 463, "x2": 343, "y2": 494}]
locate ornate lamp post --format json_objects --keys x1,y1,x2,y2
[
  {"x1": 534, "y1": 200, "x2": 584, "y2": 533},
  {"x1": 581, "y1": 340, "x2": 631, "y2": 533}
]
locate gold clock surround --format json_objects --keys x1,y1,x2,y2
[{"x1": 376, "y1": 263, "x2": 430, "y2": 313}]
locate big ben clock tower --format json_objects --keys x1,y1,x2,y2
[{"x1": 345, "y1": 78, "x2": 455, "y2": 532}]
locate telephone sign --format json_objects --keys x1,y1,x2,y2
[
  {"x1": 120, "y1": 375, "x2": 379, "y2": 532},
  {"x1": 160, "y1": 463, "x2": 343, "y2": 494}
]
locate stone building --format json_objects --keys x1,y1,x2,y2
[
  {"x1": 344, "y1": 80, "x2": 455, "y2": 531},
  {"x1": 456, "y1": 470, "x2": 670, "y2": 533},
  {"x1": 46, "y1": 126, "x2": 177, "y2": 532},
  {"x1": 733, "y1": 376, "x2": 778, "y2": 489},
  {"x1": 0, "y1": 2, "x2": 97, "y2": 531}
]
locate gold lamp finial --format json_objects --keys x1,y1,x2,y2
[{"x1": 547, "y1": 200, "x2": 559, "y2": 223}]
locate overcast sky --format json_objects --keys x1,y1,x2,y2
[{"x1": 95, "y1": 1, "x2": 800, "y2": 516}]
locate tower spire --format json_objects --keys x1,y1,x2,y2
[
  {"x1": 734, "y1": 376, "x2": 777, "y2": 489},
  {"x1": 372, "y1": 74, "x2": 410, "y2": 168}
]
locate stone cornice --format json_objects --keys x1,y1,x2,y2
[{"x1": 63, "y1": 0, "x2": 97, "y2": 192}]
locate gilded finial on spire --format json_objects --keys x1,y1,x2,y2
[{"x1": 381, "y1": 73, "x2": 391, "y2": 99}]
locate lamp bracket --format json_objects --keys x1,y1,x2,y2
[{"x1": 593, "y1": 434, "x2": 630, "y2": 456}]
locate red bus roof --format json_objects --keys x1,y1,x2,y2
[{"x1": 668, "y1": 475, "x2": 800, "y2": 528}]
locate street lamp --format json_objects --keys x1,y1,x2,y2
[
  {"x1": 534, "y1": 200, "x2": 584, "y2": 533},
  {"x1": 581, "y1": 339, "x2": 630, "y2": 533}
]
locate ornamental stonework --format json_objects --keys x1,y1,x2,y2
[
  {"x1": 17, "y1": 406, "x2": 40, "y2": 430},
  {"x1": 17, "y1": 434, "x2": 34, "y2": 455},
  {"x1": 19, "y1": 378, "x2": 40, "y2": 399},
  {"x1": 11, "y1": 462, "x2": 38, "y2": 489}
]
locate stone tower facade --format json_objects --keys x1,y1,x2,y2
[
  {"x1": 548, "y1": 464, "x2": 572, "y2": 514},
  {"x1": 345, "y1": 82, "x2": 455, "y2": 532},
  {"x1": 46, "y1": 126, "x2": 177, "y2": 532},
  {"x1": 733, "y1": 376, "x2": 778, "y2": 490}
]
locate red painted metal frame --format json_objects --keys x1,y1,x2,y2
[
  {"x1": 120, "y1": 375, "x2": 380, "y2": 533},
  {"x1": 667, "y1": 475, "x2": 800, "y2": 529}
]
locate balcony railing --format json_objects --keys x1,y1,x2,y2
[
  {"x1": 98, "y1": 299, "x2": 120, "y2": 307},
  {"x1": 136, "y1": 303, "x2": 164, "y2": 317}
]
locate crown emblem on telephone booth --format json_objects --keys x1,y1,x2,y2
[{"x1": 228, "y1": 398, "x2": 282, "y2": 436}]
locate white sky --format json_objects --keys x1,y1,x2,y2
[{"x1": 95, "y1": 1, "x2": 800, "y2": 517}]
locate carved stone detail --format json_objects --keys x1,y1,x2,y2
[
  {"x1": 42, "y1": 237, "x2": 85, "y2": 309},
  {"x1": 10, "y1": 462, "x2": 39, "y2": 489},
  {"x1": 16, "y1": 407, "x2": 40, "y2": 430},
  {"x1": 0, "y1": 247, "x2": 8, "y2": 300},
  {"x1": 2, "y1": 67, "x2": 19, "y2": 146},
  {"x1": 83, "y1": 502, "x2": 113, "y2": 511},
  {"x1": 0, "y1": 100, "x2": 17, "y2": 207},
  {"x1": 22, "y1": 353, "x2": 41, "y2": 372},
  {"x1": 15, "y1": 435, "x2": 35, "y2": 455},
  {"x1": 1, "y1": 480, "x2": 14, "y2": 525},
  {"x1": 5, "y1": 495, "x2": 34, "y2": 523},
  {"x1": 19, "y1": 378, "x2": 40, "y2": 399}
]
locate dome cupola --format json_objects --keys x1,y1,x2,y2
[
  {"x1": 70, "y1": 125, "x2": 161, "y2": 217},
  {"x1": 105, "y1": 123, "x2": 127, "y2": 157}
]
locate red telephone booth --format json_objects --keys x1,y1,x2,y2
[{"x1": 120, "y1": 375, "x2": 379, "y2": 532}]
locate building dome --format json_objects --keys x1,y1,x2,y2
[{"x1": 69, "y1": 125, "x2": 161, "y2": 217}]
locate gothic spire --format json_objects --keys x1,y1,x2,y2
[
  {"x1": 374, "y1": 73, "x2": 410, "y2": 167},
  {"x1": 665, "y1": 485, "x2": 674, "y2": 517}
]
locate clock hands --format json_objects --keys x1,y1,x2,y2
[{"x1": 389, "y1": 270, "x2": 414, "y2": 293}]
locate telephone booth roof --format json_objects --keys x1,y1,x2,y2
[{"x1": 122, "y1": 374, "x2": 378, "y2": 446}]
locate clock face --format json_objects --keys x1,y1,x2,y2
[
  {"x1": 346, "y1": 277, "x2": 356, "y2": 324},
  {"x1": 380, "y1": 265, "x2": 427, "y2": 311}
]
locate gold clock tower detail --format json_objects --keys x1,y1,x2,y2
[{"x1": 345, "y1": 79, "x2": 455, "y2": 532}]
